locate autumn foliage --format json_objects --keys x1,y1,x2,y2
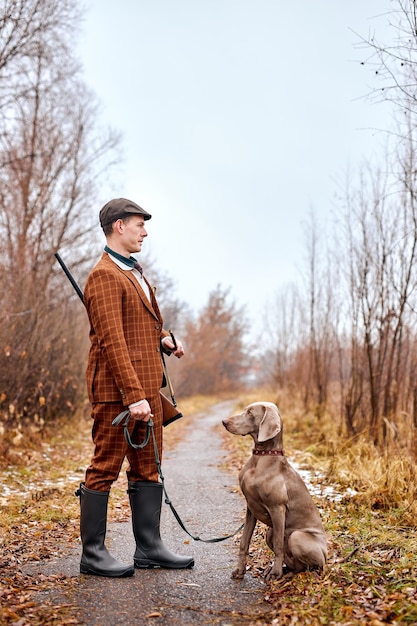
[{"x1": 173, "y1": 286, "x2": 250, "y2": 397}]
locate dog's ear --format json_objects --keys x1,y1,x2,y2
[{"x1": 258, "y1": 404, "x2": 282, "y2": 443}]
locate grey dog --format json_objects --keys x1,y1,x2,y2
[{"x1": 223, "y1": 401, "x2": 328, "y2": 581}]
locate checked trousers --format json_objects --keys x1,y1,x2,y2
[{"x1": 85, "y1": 394, "x2": 163, "y2": 492}]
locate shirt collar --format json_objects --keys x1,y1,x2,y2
[{"x1": 104, "y1": 245, "x2": 138, "y2": 270}]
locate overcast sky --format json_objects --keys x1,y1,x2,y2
[{"x1": 77, "y1": 1, "x2": 394, "y2": 323}]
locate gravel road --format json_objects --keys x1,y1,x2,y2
[{"x1": 28, "y1": 400, "x2": 272, "y2": 625}]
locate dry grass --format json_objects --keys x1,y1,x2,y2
[
  {"x1": 220, "y1": 388, "x2": 417, "y2": 624},
  {"x1": 231, "y1": 387, "x2": 417, "y2": 525},
  {"x1": 1, "y1": 390, "x2": 417, "y2": 624}
]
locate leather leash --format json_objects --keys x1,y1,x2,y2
[
  {"x1": 112, "y1": 409, "x2": 152, "y2": 449},
  {"x1": 112, "y1": 410, "x2": 244, "y2": 543}
]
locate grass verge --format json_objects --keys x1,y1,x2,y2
[
  {"x1": 0, "y1": 395, "x2": 221, "y2": 625},
  {"x1": 1, "y1": 391, "x2": 416, "y2": 625},
  {"x1": 220, "y1": 390, "x2": 417, "y2": 625}
]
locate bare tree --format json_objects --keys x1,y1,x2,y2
[
  {"x1": 353, "y1": 1, "x2": 417, "y2": 445},
  {"x1": 259, "y1": 284, "x2": 302, "y2": 389},
  {"x1": 300, "y1": 210, "x2": 339, "y2": 411},
  {"x1": 0, "y1": 0, "x2": 81, "y2": 111},
  {"x1": 0, "y1": 0, "x2": 121, "y2": 430},
  {"x1": 331, "y1": 150, "x2": 417, "y2": 447},
  {"x1": 257, "y1": 1, "x2": 417, "y2": 454},
  {"x1": 357, "y1": 0, "x2": 417, "y2": 114}
]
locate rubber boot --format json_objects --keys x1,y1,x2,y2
[
  {"x1": 76, "y1": 483, "x2": 134, "y2": 577},
  {"x1": 128, "y1": 481, "x2": 194, "y2": 569}
]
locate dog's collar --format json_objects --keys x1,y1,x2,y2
[{"x1": 252, "y1": 449, "x2": 284, "y2": 456}]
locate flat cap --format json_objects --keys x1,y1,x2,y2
[{"x1": 99, "y1": 198, "x2": 152, "y2": 227}]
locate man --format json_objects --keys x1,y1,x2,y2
[{"x1": 78, "y1": 197, "x2": 194, "y2": 577}]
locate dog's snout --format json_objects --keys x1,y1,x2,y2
[{"x1": 222, "y1": 417, "x2": 235, "y2": 433}]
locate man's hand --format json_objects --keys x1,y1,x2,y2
[
  {"x1": 162, "y1": 337, "x2": 185, "y2": 358},
  {"x1": 129, "y1": 399, "x2": 153, "y2": 422}
]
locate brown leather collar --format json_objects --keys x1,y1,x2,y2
[{"x1": 252, "y1": 449, "x2": 284, "y2": 456}]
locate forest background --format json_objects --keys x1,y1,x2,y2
[
  {"x1": 0, "y1": 2, "x2": 416, "y2": 624},
  {"x1": 0, "y1": 0, "x2": 416, "y2": 460}
]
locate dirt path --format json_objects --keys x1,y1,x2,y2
[{"x1": 27, "y1": 400, "x2": 273, "y2": 625}]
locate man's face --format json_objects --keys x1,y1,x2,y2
[{"x1": 120, "y1": 215, "x2": 148, "y2": 254}]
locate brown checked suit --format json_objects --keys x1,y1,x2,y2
[
  {"x1": 77, "y1": 200, "x2": 193, "y2": 577},
  {"x1": 84, "y1": 253, "x2": 168, "y2": 490}
]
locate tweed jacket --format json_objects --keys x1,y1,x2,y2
[{"x1": 84, "y1": 253, "x2": 168, "y2": 406}]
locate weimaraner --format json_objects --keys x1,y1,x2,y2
[{"x1": 222, "y1": 401, "x2": 327, "y2": 581}]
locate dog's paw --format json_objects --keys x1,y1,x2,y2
[
  {"x1": 264, "y1": 564, "x2": 283, "y2": 581},
  {"x1": 265, "y1": 566, "x2": 296, "y2": 581},
  {"x1": 231, "y1": 568, "x2": 245, "y2": 580}
]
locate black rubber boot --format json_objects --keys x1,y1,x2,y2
[
  {"x1": 76, "y1": 483, "x2": 134, "y2": 577},
  {"x1": 128, "y1": 481, "x2": 194, "y2": 569}
]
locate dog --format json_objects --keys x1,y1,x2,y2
[{"x1": 222, "y1": 401, "x2": 327, "y2": 581}]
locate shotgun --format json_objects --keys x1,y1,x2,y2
[{"x1": 55, "y1": 253, "x2": 84, "y2": 304}]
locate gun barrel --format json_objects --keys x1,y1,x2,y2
[{"x1": 54, "y1": 252, "x2": 84, "y2": 304}]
